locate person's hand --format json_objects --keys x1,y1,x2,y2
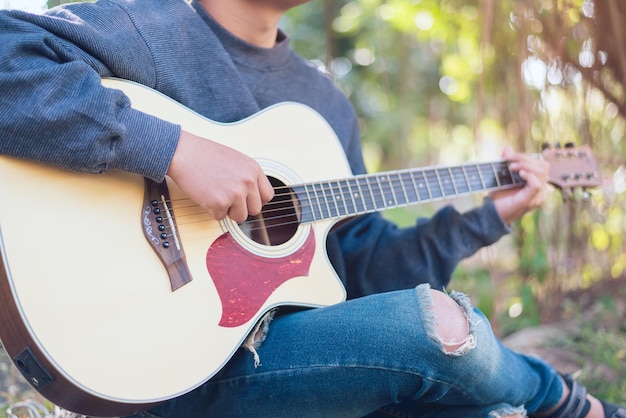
[
  {"x1": 166, "y1": 130, "x2": 274, "y2": 222},
  {"x1": 490, "y1": 146, "x2": 550, "y2": 225}
]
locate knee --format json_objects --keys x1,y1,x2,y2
[{"x1": 427, "y1": 288, "x2": 476, "y2": 355}]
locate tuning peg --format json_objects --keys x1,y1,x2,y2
[
  {"x1": 574, "y1": 187, "x2": 592, "y2": 201},
  {"x1": 561, "y1": 188, "x2": 573, "y2": 201},
  {"x1": 581, "y1": 187, "x2": 591, "y2": 202},
  {"x1": 561, "y1": 187, "x2": 593, "y2": 202},
  {"x1": 565, "y1": 142, "x2": 575, "y2": 148},
  {"x1": 541, "y1": 142, "x2": 551, "y2": 151}
]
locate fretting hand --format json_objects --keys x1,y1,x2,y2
[{"x1": 490, "y1": 146, "x2": 550, "y2": 225}]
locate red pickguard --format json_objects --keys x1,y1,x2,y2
[{"x1": 206, "y1": 227, "x2": 316, "y2": 327}]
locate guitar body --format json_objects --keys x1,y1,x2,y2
[{"x1": 0, "y1": 79, "x2": 347, "y2": 416}]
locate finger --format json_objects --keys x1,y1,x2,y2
[
  {"x1": 501, "y1": 146, "x2": 515, "y2": 160},
  {"x1": 258, "y1": 174, "x2": 274, "y2": 202},
  {"x1": 207, "y1": 206, "x2": 229, "y2": 222},
  {"x1": 519, "y1": 155, "x2": 547, "y2": 173},
  {"x1": 246, "y1": 190, "x2": 264, "y2": 217},
  {"x1": 510, "y1": 159, "x2": 549, "y2": 187},
  {"x1": 520, "y1": 165, "x2": 549, "y2": 191},
  {"x1": 227, "y1": 200, "x2": 249, "y2": 223},
  {"x1": 518, "y1": 171, "x2": 548, "y2": 207}
]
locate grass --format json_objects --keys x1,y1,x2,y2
[{"x1": 548, "y1": 316, "x2": 626, "y2": 404}]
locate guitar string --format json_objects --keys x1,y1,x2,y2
[
  {"x1": 153, "y1": 164, "x2": 519, "y2": 242},
  {"x1": 162, "y1": 166, "x2": 501, "y2": 226},
  {"x1": 156, "y1": 162, "x2": 506, "y2": 232},
  {"x1": 155, "y1": 150, "x2": 598, "y2": 243},
  {"x1": 146, "y1": 152, "x2": 595, "y2": 242},
  {"x1": 162, "y1": 160, "x2": 514, "y2": 220}
]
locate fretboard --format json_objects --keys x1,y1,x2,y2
[{"x1": 294, "y1": 161, "x2": 522, "y2": 223}]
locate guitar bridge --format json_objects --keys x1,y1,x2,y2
[{"x1": 142, "y1": 179, "x2": 192, "y2": 291}]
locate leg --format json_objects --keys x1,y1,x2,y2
[{"x1": 134, "y1": 285, "x2": 564, "y2": 418}]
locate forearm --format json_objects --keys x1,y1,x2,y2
[
  {"x1": 0, "y1": 68, "x2": 179, "y2": 180},
  {"x1": 0, "y1": 12, "x2": 179, "y2": 181}
]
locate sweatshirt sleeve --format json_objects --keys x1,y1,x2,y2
[
  {"x1": 326, "y1": 197, "x2": 511, "y2": 298},
  {"x1": 0, "y1": 7, "x2": 180, "y2": 181}
]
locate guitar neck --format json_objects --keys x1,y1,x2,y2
[{"x1": 294, "y1": 160, "x2": 523, "y2": 222}]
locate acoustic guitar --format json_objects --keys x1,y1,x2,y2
[{"x1": 0, "y1": 78, "x2": 601, "y2": 416}]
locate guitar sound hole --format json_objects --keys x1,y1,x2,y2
[{"x1": 242, "y1": 177, "x2": 299, "y2": 246}]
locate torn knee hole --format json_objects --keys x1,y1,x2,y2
[{"x1": 428, "y1": 288, "x2": 476, "y2": 355}]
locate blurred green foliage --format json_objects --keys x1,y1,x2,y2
[
  {"x1": 284, "y1": 1, "x2": 626, "y2": 332},
  {"x1": 547, "y1": 297, "x2": 626, "y2": 404}
]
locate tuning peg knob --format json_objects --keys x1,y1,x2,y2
[
  {"x1": 565, "y1": 142, "x2": 575, "y2": 148},
  {"x1": 582, "y1": 189, "x2": 591, "y2": 200}
]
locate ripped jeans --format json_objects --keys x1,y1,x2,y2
[{"x1": 131, "y1": 285, "x2": 563, "y2": 418}]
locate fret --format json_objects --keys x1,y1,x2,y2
[
  {"x1": 358, "y1": 177, "x2": 370, "y2": 211},
  {"x1": 492, "y1": 163, "x2": 504, "y2": 187},
  {"x1": 337, "y1": 179, "x2": 354, "y2": 215},
  {"x1": 374, "y1": 176, "x2": 385, "y2": 209},
  {"x1": 311, "y1": 182, "x2": 331, "y2": 219},
  {"x1": 450, "y1": 166, "x2": 470, "y2": 194},
  {"x1": 478, "y1": 163, "x2": 499, "y2": 188},
  {"x1": 303, "y1": 184, "x2": 322, "y2": 221},
  {"x1": 344, "y1": 179, "x2": 357, "y2": 214},
  {"x1": 365, "y1": 176, "x2": 385, "y2": 210},
  {"x1": 312, "y1": 182, "x2": 327, "y2": 217},
  {"x1": 437, "y1": 168, "x2": 456, "y2": 196},
  {"x1": 295, "y1": 185, "x2": 316, "y2": 223},
  {"x1": 400, "y1": 171, "x2": 419, "y2": 204},
  {"x1": 511, "y1": 169, "x2": 523, "y2": 185},
  {"x1": 377, "y1": 174, "x2": 396, "y2": 207},
  {"x1": 495, "y1": 162, "x2": 516, "y2": 186},
  {"x1": 411, "y1": 171, "x2": 432, "y2": 201},
  {"x1": 323, "y1": 181, "x2": 340, "y2": 217},
  {"x1": 393, "y1": 172, "x2": 409, "y2": 205},
  {"x1": 492, "y1": 163, "x2": 502, "y2": 187},
  {"x1": 373, "y1": 176, "x2": 385, "y2": 207},
  {"x1": 387, "y1": 173, "x2": 406, "y2": 207},
  {"x1": 347, "y1": 178, "x2": 367, "y2": 213},
  {"x1": 463, "y1": 164, "x2": 485, "y2": 191},
  {"x1": 425, "y1": 169, "x2": 443, "y2": 198},
  {"x1": 329, "y1": 180, "x2": 348, "y2": 216},
  {"x1": 476, "y1": 163, "x2": 488, "y2": 189}
]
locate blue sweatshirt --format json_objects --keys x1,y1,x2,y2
[{"x1": 0, "y1": 0, "x2": 509, "y2": 296}]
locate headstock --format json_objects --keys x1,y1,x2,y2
[{"x1": 542, "y1": 143, "x2": 601, "y2": 196}]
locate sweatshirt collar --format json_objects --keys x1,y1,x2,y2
[{"x1": 191, "y1": 0, "x2": 292, "y2": 70}]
